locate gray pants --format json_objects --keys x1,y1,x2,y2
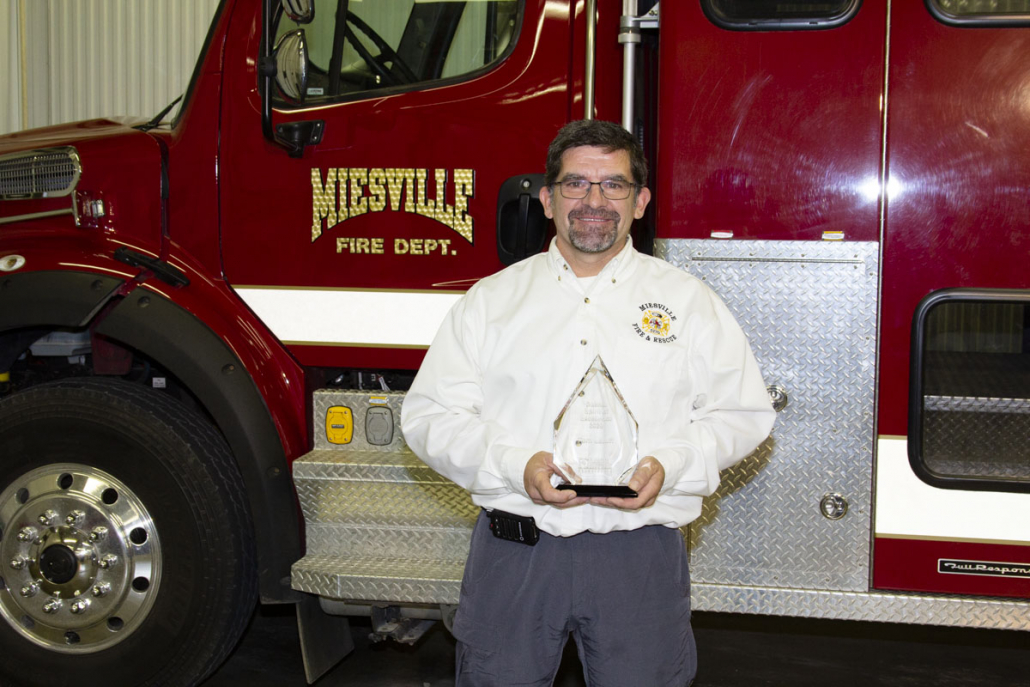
[{"x1": 453, "y1": 511, "x2": 696, "y2": 687}]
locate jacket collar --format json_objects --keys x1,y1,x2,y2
[{"x1": 546, "y1": 237, "x2": 638, "y2": 287}]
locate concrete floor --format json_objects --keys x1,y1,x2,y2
[{"x1": 204, "y1": 606, "x2": 1030, "y2": 686}]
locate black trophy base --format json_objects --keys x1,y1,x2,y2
[{"x1": 557, "y1": 484, "x2": 638, "y2": 498}]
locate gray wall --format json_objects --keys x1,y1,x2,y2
[{"x1": 1, "y1": 0, "x2": 220, "y2": 136}]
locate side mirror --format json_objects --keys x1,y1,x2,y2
[
  {"x1": 281, "y1": 0, "x2": 314, "y2": 24},
  {"x1": 274, "y1": 29, "x2": 309, "y2": 104},
  {"x1": 262, "y1": 1, "x2": 323, "y2": 157}
]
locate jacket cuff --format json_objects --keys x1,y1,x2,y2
[
  {"x1": 498, "y1": 446, "x2": 535, "y2": 499},
  {"x1": 650, "y1": 447, "x2": 688, "y2": 496}
]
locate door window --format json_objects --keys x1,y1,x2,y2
[
  {"x1": 910, "y1": 291, "x2": 1030, "y2": 491},
  {"x1": 928, "y1": 0, "x2": 1030, "y2": 26},
  {"x1": 273, "y1": 0, "x2": 519, "y2": 104},
  {"x1": 702, "y1": 0, "x2": 860, "y2": 29}
]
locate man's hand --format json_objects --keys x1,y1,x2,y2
[
  {"x1": 591, "y1": 456, "x2": 665, "y2": 511},
  {"x1": 524, "y1": 451, "x2": 588, "y2": 508}
]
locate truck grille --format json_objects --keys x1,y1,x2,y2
[{"x1": 0, "y1": 147, "x2": 81, "y2": 200}]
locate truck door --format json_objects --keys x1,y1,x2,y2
[
  {"x1": 652, "y1": 0, "x2": 888, "y2": 608},
  {"x1": 874, "y1": 1, "x2": 1030, "y2": 599},
  {"x1": 218, "y1": 0, "x2": 577, "y2": 370}
]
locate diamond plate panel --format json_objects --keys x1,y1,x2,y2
[
  {"x1": 292, "y1": 554, "x2": 463, "y2": 605},
  {"x1": 656, "y1": 239, "x2": 879, "y2": 592},
  {"x1": 293, "y1": 447, "x2": 473, "y2": 596},
  {"x1": 692, "y1": 583, "x2": 1030, "y2": 630},
  {"x1": 305, "y1": 523, "x2": 473, "y2": 559},
  {"x1": 295, "y1": 448, "x2": 448, "y2": 482},
  {"x1": 313, "y1": 389, "x2": 407, "y2": 451},
  {"x1": 299, "y1": 480, "x2": 476, "y2": 528},
  {"x1": 292, "y1": 555, "x2": 1030, "y2": 630},
  {"x1": 293, "y1": 449, "x2": 477, "y2": 528}
]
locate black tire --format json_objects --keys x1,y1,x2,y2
[{"x1": 0, "y1": 378, "x2": 257, "y2": 687}]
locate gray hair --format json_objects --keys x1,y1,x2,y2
[{"x1": 544, "y1": 119, "x2": 648, "y2": 187}]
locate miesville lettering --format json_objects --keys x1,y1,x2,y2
[
  {"x1": 638, "y1": 302, "x2": 676, "y2": 320},
  {"x1": 311, "y1": 167, "x2": 474, "y2": 243}
]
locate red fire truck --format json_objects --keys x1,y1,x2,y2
[{"x1": 1, "y1": 0, "x2": 1029, "y2": 684}]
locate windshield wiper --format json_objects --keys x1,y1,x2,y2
[{"x1": 137, "y1": 95, "x2": 184, "y2": 132}]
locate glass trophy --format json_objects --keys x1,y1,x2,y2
[{"x1": 552, "y1": 355, "x2": 639, "y2": 497}]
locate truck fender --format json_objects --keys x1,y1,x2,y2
[
  {"x1": 0, "y1": 270, "x2": 123, "y2": 369},
  {"x1": 0, "y1": 270, "x2": 302, "y2": 602},
  {"x1": 0, "y1": 270, "x2": 123, "y2": 330},
  {"x1": 95, "y1": 284, "x2": 302, "y2": 602}
]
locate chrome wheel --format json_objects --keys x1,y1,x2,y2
[
  {"x1": 0, "y1": 464, "x2": 160, "y2": 653},
  {"x1": 0, "y1": 378, "x2": 255, "y2": 687}
]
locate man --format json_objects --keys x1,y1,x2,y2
[{"x1": 401, "y1": 119, "x2": 775, "y2": 686}]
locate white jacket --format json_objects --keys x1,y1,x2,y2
[{"x1": 401, "y1": 238, "x2": 775, "y2": 536}]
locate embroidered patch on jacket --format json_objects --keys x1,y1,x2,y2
[{"x1": 633, "y1": 303, "x2": 677, "y2": 343}]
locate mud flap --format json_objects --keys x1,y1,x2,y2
[{"x1": 297, "y1": 593, "x2": 355, "y2": 684}]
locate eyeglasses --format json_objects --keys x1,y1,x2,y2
[{"x1": 555, "y1": 178, "x2": 637, "y2": 200}]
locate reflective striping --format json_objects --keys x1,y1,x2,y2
[
  {"x1": 234, "y1": 287, "x2": 463, "y2": 348},
  {"x1": 874, "y1": 437, "x2": 1030, "y2": 544}
]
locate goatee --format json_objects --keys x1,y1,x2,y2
[{"x1": 567, "y1": 210, "x2": 620, "y2": 253}]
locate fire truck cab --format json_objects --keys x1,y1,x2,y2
[{"x1": 1, "y1": 1, "x2": 1029, "y2": 685}]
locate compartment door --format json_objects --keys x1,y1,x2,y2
[{"x1": 875, "y1": 1, "x2": 1030, "y2": 599}]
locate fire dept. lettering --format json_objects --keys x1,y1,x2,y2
[
  {"x1": 336, "y1": 237, "x2": 385, "y2": 255},
  {"x1": 311, "y1": 167, "x2": 474, "y2": 244},
  {"x1": 394, "y1": 238, "x2": 452, "y2": 256},
  {"x1": 333, "y1": 236, "x2": 454, "y2": 257}
]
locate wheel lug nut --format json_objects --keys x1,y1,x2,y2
[
  {"x1": 17, "y1": 527, "x2": 38, "y2": 543},
  {"x1": 92, "y1": 583, "x2": 111, "y2": 598},
  {"x1": 70, "y1": 599, "x2": 91, "y2": 614},
  {"x1": 66, "y1": 510, "x2": 85, "y2": 526},
  {"x1": 38, "y1": 509, "x2": 59, "y2": 526},
  {"x1": 20, "y1": 583, "x2": 39, "y2": 598},
  {"x1": 43, "y1": 597, "x2": 63, "y2": 614},
  {"x1": 9, "y1": 555, "x2": 28, "y2": 570},
  {"x1": 99, "y1": 554, "x2": 119, "y2": 569},
  {"x1": 89, "y1": 526, "x2": 109, "y2": 542}
]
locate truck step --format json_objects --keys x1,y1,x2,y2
[
  {"x1": 291, "y1": 553, "x2": 463, "y2": 605},
  {"x1": 291, "y1": 389, "x2": 478, "y2": 604},
  {"x1": 293, "y1": 448, "x2": 477, "y2": 530}
]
